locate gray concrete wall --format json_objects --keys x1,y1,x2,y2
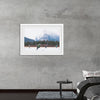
[{"x1": 0, "y1": 0, "x2": 100, "y2": 89}]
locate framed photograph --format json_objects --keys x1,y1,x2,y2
[{"x1": 20, "y1": 24, "x2": 64, "y2": 55}]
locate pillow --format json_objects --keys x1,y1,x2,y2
[
  {"x1": 94, "y1": 71, "x2": 100, "y2": 77},
  {"x1": 82, "y1": 70, "x2": 94, "y2": 80},
  {"x1": 82, "y1": 70, "x2": 100, "y2": 80},
  {"x1": 77, "y1": 88, "x2": 80, "y2": 94}
]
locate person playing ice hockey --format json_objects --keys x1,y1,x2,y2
[{"x1": 37, "y1": 43, "x2": 41, "y2": 49}]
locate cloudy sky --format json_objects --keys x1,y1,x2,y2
[{"x1": 21, "y1": 24, "x2": 63, "y2": 40}]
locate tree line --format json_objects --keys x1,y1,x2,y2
[{"x1": 25, "y1": 41, "x2": 59, "y2": 47}]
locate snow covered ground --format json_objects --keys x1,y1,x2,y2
[{"x1": 20, "y1": 47, "x2": 63, "y2": 55}]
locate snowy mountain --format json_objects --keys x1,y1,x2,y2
[
  {"x1": 24, "y1": 37, "x2": 35, "y2": 43},
  {"x1": 36, "y1": 33, "x2": 59, "y2": 41}
]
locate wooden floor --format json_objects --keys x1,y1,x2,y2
[{"x1": 0, "y1": 89, "x2": 77, "y2": 100}]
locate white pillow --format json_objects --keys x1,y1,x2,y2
[
  {"x1": 82, "y1": 70, "x2": 100, "y2": 80},
  {"x1": 94, "y1": 71, "x2": 100, "y2": 76},
  {"x1": 82, "y1": 70, "x2": 94, "y2": 80},
  {"x1": 77, "y1": 88, "x2": 80, "y2": 94},
  {"x1": 77, "y1": 82, "x2": 80, "y2": 93}
]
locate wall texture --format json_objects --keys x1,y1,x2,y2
[{"x1": 0, "y1": 0, "x2": 100, "y2": 89}]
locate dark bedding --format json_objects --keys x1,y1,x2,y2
[{"x1": 77, "y1": 77, "x2": 100, "y2": 100}]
